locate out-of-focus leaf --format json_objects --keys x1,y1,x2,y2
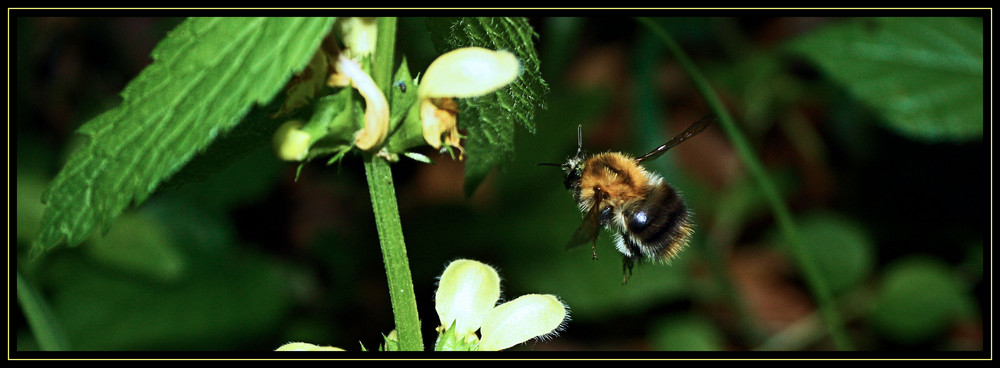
[
  {"x1": 711, "y1": 50, "x2": 795, "y2": 136},
  {"x1": 46, "y1": 251, "x2": 292, "y2": 350},
  {"x1": 425, "y1": 17, "x2": 549, "y2": 196},
  {"x1": 163, "y1": 96, "x2": 290, "y2": 188},
  {"x1": 16, "y1": 174, "x2": 48, "y2": 244},
  {"x1": 790, "y1": 17, "x2": 983, "y2": 141},
  {"x1": 869, "y1": 256, "x2": 965, "y2": 344},
  {"x1": 713, "y1": 170, "x2": 797, "y2": 241},
  {"x1": 85, "y1": 210, "x2": 186, "y2": 283},
  {"x1": 793, "y1": 211, "x2": 875, "y2": 295},
  {"x1": 168, "y1": 145, "x2": 283, "y2": 218},
  {"x1": 35, "y1": 17, "x2": 336, "y2": 253},
  {"x1": 16, "y1": 271, "x2": 70, "y2": 351},
  {"x1": 650, "y1": 314, "x2": 725, "y2": 351}
]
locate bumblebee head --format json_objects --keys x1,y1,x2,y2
[
  {"x1": 560, "y1": 155, "x2": 585, "y2": 190},
  {"x1": 538, "y1": 157, "x2": 582, "y2": 190},
  {"x1": 538, "y1": 125, "x2": 586, "y2": 191}
]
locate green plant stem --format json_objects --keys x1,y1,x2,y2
[
  {"x1": 634, "y1": 29, "x2": 764, "y2": 346},
  {"x1": 365, "y1": 156, "x2": 423, "y2": 351},
  {"x1": 363, "y1": 17, "x2": 423, "y2": 351},
  {"x1": 636, "y1": 17, "x2": 855, "y2": 351},
  {"x1": 372, "y1": 17, "x2": 397, "y2": 94},
  {"x1": 17, "y1": 270, "x2": 70, "y2": 351}
]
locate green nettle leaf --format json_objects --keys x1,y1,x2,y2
[
  {"x1": 34, "y1": 17, "x2": 336, "y2": 254},
  {"x1": 790, "y1": 17, "x2": 983, "y2": 141},
  {"x1": 426, "y1": 17, "x2": 549, "y2": 196},
  {"x1": 165, "y1": 95, "x2": 291, "y2": 187}
]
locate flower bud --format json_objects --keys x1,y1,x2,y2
[{"x1": 272, "y1": 120, "x2": 311, "y2": 161}]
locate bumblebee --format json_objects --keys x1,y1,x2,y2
[{"x1": 541, "y1": 115, "x2": 714, "y2": 283}]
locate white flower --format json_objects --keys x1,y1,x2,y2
[
  {"x1": 479, "y1": 294, "x2": 568, "y2": 351},
  {"x1": 434, "y1": 259, "x2": 568, "y2": 351},
  {"x1": 416, "y1": 47, "x2": 521, "y2": 156},
  {"x1": 435, "y1": 259, "x2": 501, "y2": 342},
  {"x1": 417, "y1": 47, "x2": 520, "y2": 100},
  {"x1": 329, "y1": 53, "x2": 389, "y2": 151},
  {"x1": 275, "y1": 342, "x2": 345, "y2": 351},
  {"x1": 335, "y1": 17, "x2": 377, "y2": 59}
]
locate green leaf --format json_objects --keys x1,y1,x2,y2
[
  {"x1": 426, "y1": 17, "x2": 549, "y2": 196},
  {"x1": 869, "y1": 256, "x2": 965, "y2": 344},
  {"x1": 790, "y1": 211, "x2": 875, "y2": 295},
  {"x1": 17, "y1": 271, "x2": 71, "y2": 351},
  {"x1": 301, "y1": 87, "x2": 362, "y2": 161},
  {"x1": 790, "y1": 17, "x2": 983, "y2": 141},
  {"x1": 433, "y1": 320, "x2": 478, "y2": 351},
  {"x1": 389, "y1": 58, "x2": 418, "y2": 129},
  {"x1": 34, "y1": 17, "x2": 336, "y2": 253},
  {"x1": 46, "y1": 251, "x2": 293, "y2": 350},
  {"x1": 383, "y1": 58, "x2": 426, "y2": 153},
  {"x1": 16, "y1": 173, "x2": 49, "y2": 244},
  {"x1": 381, "y1": 332, "x2": 401, "y2": 352}
]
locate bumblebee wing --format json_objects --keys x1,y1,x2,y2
[
  {"x1": 566, "y1": 203, "x2": 602, "y2": 250},
  {"x1": 636, "y1": 114, "x2": 715, "y2": 163}
]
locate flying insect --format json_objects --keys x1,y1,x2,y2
[{"x1": 540, "y1": 115, "x2": 714, "y2": 283}]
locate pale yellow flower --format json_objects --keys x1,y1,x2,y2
[
  {"x1": 329, "y1": 53, "x2": 390, "y2": 151},
  {"x1": 272, "y1": 120, "x2": 311, "y2": 161},
  {"x1": 416, "y1": 47, "x2": 521, "y2": 156},
  {"x1": 434, "y1": 259, "x2": 568, "y2": 351},
  {"x1": 275, "y1": 342, "x2": 345, "y2": 351}
]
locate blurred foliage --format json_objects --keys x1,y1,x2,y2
[
  {"x1": 867, "y1": 256, "x2": 975, "y2": 345},
  {"x1": 14, "y1": 15, "x2": 984, "y2": 355},
  {"x1": 791, "y1": 17, "x2": 983, "y2": 141}
]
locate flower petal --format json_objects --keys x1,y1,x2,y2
[
  {"x1": 418, "y1": 47, "x2": 520, "y2": 99},
  {"x1": 275, "y1": 342, "x2": 345, "y2": 351},
  {"x1": 479, "y1": 294, "x2": 567, "y2": 351},
  {"x1": 434, "y1": 259, "x2": 501, "y2": 337},
  {"x1": 420, "y1": 97, "x2": 462, "y2": 153},
  {"x1": 335, "y1": 17, "x2": 377, "y2": 58},
  {"x1": 334, "y1": 53, "x2": 389, "y2": 151}
]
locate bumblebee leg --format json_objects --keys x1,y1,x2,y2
[
  {"x1": 621, "y1": 256, "x2": 636, "y2": 284},
  {"x1": 591, "y1": 240, "x2": 599, "y2": 260}
]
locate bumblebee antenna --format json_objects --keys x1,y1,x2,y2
[{"x1": 538, "y1": 125, "x2": 585, "y2": 168}]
